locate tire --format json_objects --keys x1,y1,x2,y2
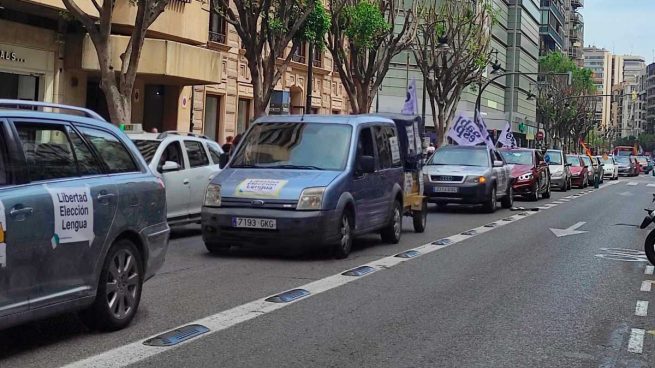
[
  {"x1": 333, "y1": 211, "x2": 353, "y2": 259},
  {"x1": 205, "y1": 242, "x2": 230, "y2": 255},
  {"x1": 529, "y1": 183, "x2": 540, "y2": 202},
  {"x1": 79, "y1": 239, "x2": 143, "y2": 332},
  {"x1": 381, "y1": 201, "x2": 402, "y2": 244},
  {"x1": 501, "y1": 185, "x2": 513, "y2": 209},
  {"x1": 483, "y1": 186, "x2": 497, "y2": 213},
  {"x1": 412, "y1": 201, "x2": 427, "y2": 233},
  {"x1": 645, "y1": 230, "x2": 655, "y2": 266},
  {"x1": 542, "y1": 181, "x2": 551, "y2": 199},
  {"x1": 568, "y1": 178, "x2": 572, "y2": 191}
]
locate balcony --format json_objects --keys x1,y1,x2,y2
[
  {"x1": 569, "y1": 28, "x2": 581, "y2": 42},
  {"x1": 312, "y1": 58, "x2": 322, "y2": 68},
  {"x1": 208, "y1": 31, "x2": 227, "y2": 45},
  {"x1": 539, "y1": 24, "x2": 563, "y2": 49},
  {"x1": 572, "y1": 12, "x2": 583, "y2": 25},
  {"x1": 571, "y1": 0, "x2": 583, "y2": 9},
  {"x1": 541, "y1": 0, "x2": 565, "y2": 25},
  {"x1": 292, "y1": 54, "x2": 306, "y2": 64}
]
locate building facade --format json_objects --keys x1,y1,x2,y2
[
  {"x1": 583, "y1": 47, "x2": 613, "y2": 129},
  {"x1": 646, "y1": 63, "x2": 655, "y2": 134},
  {"x1": 562, "y1": 0, "x2": 584, "y2": 66}
]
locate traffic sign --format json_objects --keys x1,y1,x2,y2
[{"x1": 536, "y1": 131, "x2": 544, "y2": 140}]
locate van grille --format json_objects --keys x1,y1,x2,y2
[{"x1": 221, "y1": 198, "x2": 298, "y2": 210}]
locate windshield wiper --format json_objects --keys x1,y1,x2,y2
[
  {"x1": 231, "y1": 164, "x2": 261, "y2": 168},
  {"x1": 273, "y1": 164, "x2": 325, "y2": 170}
]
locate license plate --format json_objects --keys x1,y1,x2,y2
[
  {"x1": 433, "y1": 186, "x2": 458, "y2": 193},
  {"x1": 232, "y1": 217, "x2": 277, "y2": 229}
]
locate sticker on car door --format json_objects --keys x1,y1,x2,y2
[
  {"x1": 0, "y1": 200, "x2": 5, "y2": 268},
  {"x1": 46, "y1": 186, "x2": 95, "y2": 248}
]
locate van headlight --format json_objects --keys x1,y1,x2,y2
[
  {"x1": 204, "y1": 184, "x2": 222, "y2": 207},
  {"x1": 297, "y1": 187, "x2": 326, "y2": 210}
]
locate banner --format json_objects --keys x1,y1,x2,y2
[
  {"x1": 447, "y1": 114, "x2": 486, "y2": 146},
  {"x1": 498, "y1": 122, "x2": 517, "y2": 148},
  {"x1": 47, "y1": 186, "x2": 95, "y2": 248},
  {"x1": 401, "y1": 79, "x2": 417, "y2": 115},
  {"x1": 473, "y1": 110, "x2": 495, "y2": 149}
]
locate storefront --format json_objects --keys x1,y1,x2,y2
[{"x1": 0, "y1": 42, "x2": 55, "y2": 102}]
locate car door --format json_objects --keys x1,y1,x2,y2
[
  {"x1": 535, "y1": 150, "x2": 548, "y2": 192},
  {"x1": 183, "y1": 139, "x2": 215, "y2": 217},
  {"x1": 351, "y1": 126, "x2": 379, "y2": 232},
  {"x1": 372, "y1": 125, "x2": 399, "y2": 227},
  {"x1": 9, "y1": 120, "x2": 118, "y2": 310},
  {"x1": 157, "y1": 140, "x2": 191, "y2": 220},
  {"x1": 492, "y1": 150, "x2": 509, "y2": 193}
]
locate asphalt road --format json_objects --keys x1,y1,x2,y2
[{"x1": 2, "y1": 176, "x2": 655, "y2": 367}]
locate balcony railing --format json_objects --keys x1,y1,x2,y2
[
  {"x1": 312, "y1": 59, "x2": 322, "y2": 68},
  {"x1": 572, "y1": 12, "x2": 583, "y2": 24},
  {"x1": 539, "y1": 24, "x2": 563, "y2": 48},
  {"x1": 209, "y1": 31, "x2": 227, "y2": 45},
  {"x1": 292, "y1": 54, "x2": 306, "y2": 64},
  {"x1": 571, "y1": 0, "x2": 583, "y2": 9}
]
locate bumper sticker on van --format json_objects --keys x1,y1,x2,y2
[
  {"x1": 46, "y1": 186, "x2": 95, "y2": 248},
  {"x1": 234, "y1": 179, "x2": 288, "y2": 198},
  {"x1": 0, "y1": 200, "x2": 5, "y2": 268}
]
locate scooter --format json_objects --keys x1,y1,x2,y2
[{"x1": 640, "y1": 194, "x2": 655, "y2": 265}]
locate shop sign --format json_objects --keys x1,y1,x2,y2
[{"x1": 0, "y1": 50, "x2": 26, "y2": 63}]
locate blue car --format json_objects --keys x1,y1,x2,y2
[{"x1": 202, "y1": 115, "x2": 405, "y2": 258}]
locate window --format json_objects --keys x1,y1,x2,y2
[
  {"x1": 207, "y1": 142, "x2": 223, "y2": 164},
  {"x1": 356, "y1": 127, "x2": 376, "y2": 172},
  {"x1": 79, "y1": 127, "x2": 139, "y2": 174},
  {"x1": 133, "y1": 140, "x2": 162, "y2": 163},
  {"x1": 185, "y1": 141, "x2": 210, "y2": 168},
  {"x1": 68, "y1": 128, "x2": 102, "y2": 176},
  {"x1": 159, "y1": 142, "x2": 185, "y2": 171},
  {"x1": 237, "y1": 98, "x2": 251, "y2": 134},
  {"x1": 209, "y1": 0, "x2": 227, "y2": 44},
  {"x1": 15, "y1": 123, "x2": 77, "y2": 181},
  {"x1": 312, "y1": 46, "x2": 322, "y2": 68},
  {"x1": 292, "y1": 42, "x2": 307, "y2": 63},
  {"x1": 374, "y1": 126, "x2": 400, "y2": 169},
  {"x1": 0, "y1": 129, "x2": 7, "y2": 186}
]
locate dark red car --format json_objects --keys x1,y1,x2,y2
[
  {"x1": 566, "y1": 154, "x2": 589, "y2": 188},
  {"x1": 500, "y1": 148, "x2": 551, "y2": 201}
]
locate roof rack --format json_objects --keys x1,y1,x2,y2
[
  {"x1": 157, "y1": 131, "x2": 211, "y2": 140},
  {"x1": 0, "y1": 99, "x2": 107, "y2": 122}
]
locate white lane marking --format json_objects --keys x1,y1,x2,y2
[
  {"x1": 641, "y1": 281, "x2": 652, "y2": 292},
  {"x1": 550, "y1": 222, "x2": 587, "y2": 238},
  {"x1": 627, "y1": 182, "x2": 638, "y2": 186},
  {"x1": 619, "y1": 191, "x2": 634, "y2": 196},
  {"x1": 646, "y1": 265, "x2": 654, "y2": 275},
  {"x1": 628, "y1": 328, "x2": 645, "y2": 353},
  {"x1": 636, "y1": 301, "x2": 649, "y2": 316},
  {"x1": 62, "y1": 184, "x2": 615, "y2": 368},
  {"x1": 648, "y1": 184, "x2": 655, "y2": 187}
]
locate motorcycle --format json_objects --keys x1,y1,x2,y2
[{"x1": 640, "y1": 193, "x2": 655, "y2": 265}]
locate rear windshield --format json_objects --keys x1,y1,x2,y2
[
  {"x1": 428, "y1": 148, "x2": 489, "y2": 167},
  {"x1": 566, "y1": 155, "x2": 581, "y2": 167},
  {"x1": 637, "y1": 157, "x2": 648, "y2": 163},
  {"x1": 500, "y1": 150, "x2": 534, "y2": 165},
  {"x1": 545, "y1": 151, "x2": 563, "y2": 165},
  {"x1": 133, "y1": 140, "x2": 161, "y2": 163}
]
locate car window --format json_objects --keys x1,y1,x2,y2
[
  {"x1": 429, "y1": 148, "x2": 489, "y2": 167},
  {"x1": 566, "y1": 155, "x2": 581, "y2": 167},
  {"x1": 207, "y1": 141, "x2": 223, "y2": 165},
  {"x1": 546, "y1": 151, "x2": 563, "y2": 165},
  {"x1": 374, "y1": 126, "x2": 394, "y2": 169},
  {"x1": 15, "y1": 122, "x2": 78, "y2": 181},
  {"x1": 0, "y1": 128, "x2": 7, "y2": 186},
  {"x1": 185, "y1": 140, "x2": 210, "y2": 168},
  {"x1": 78, "y1": 127, "x2": 139, "y2": 174},
  {"x1": 494, "y1": 151, "x2": 504, "y2": 164},
  {"x1": 159, "y1": 141, "x2": 185, "y2": 170},
  {"x1": 133, "y1": 140, "x2": 162, "y2": 163},
  {"x1": 68, "y1": 128, "x2": 102, "y2": 176},
  {"x1": 500, "y1": 150, "x2": 533, "y2": 165}
]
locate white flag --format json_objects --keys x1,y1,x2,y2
[
  {"x1": 474, "y1": 110, "x2": 495, "y2": 150},
  {"x1": 447, "y1": 114, "x2": 486, "y2": 146},
  {"x1": 498, "y1": 121, "x2": 517, "y2": 148},
  {"x1": 401, "y1": 79, "x2": 417, "y2": 115}
]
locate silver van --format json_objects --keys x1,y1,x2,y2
[{"x1": 0, "y1": 100, "x2": 169, "y2": 331}]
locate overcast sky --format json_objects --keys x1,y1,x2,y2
[{"x1": 583, "y1": 0, "x2": 655, "y2": 62}]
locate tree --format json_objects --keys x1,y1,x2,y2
[
  {"x1": 412, "y1": 0, "x2": 495, "y2": 146},
  {"x1": 327, "y1": 0, "x2": 417, "y2": 114},
  {"x1": 62, "y1": 0, "x2": 170, "y2": 125},
  {"x1": 297, "y1": 2, "x2": 331, "y2": 113},
  {"x1": 213, "y1": 0, "x2": 315, "y2": 118}
]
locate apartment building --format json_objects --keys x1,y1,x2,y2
[
  {"x1": 583, "y1": 47, "x2": 613, "y2": 128},
  {"x1": 539, "y1": 0, "x2": 583, "y2": 65},
  {"x1": 644, "y1": 63, "x2": 655, "y2": 134},
  {"x1": 562, "y1": 0, "x2": 583, "y2": 66}
]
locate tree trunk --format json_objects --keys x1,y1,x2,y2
[
  {"x1": 305, "y1": 45, "x2": 314, "y2": 114},
  {"x1": 250, "y1": 64, "x2": 267, "y2": 119}
]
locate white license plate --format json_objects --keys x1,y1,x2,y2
[
  {"x1": 434, "y1": 187, "x2": 458, "y2": 193},
  {"x1": 232, "y1": 217, "x2": 277, "y2": 229}
]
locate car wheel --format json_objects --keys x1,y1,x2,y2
[
  {"x1": 333, "y1": 211, "x2": 353, "y2": 259},
  {"x1": 381, "y1": 201, "x2": 402, "y2": 244},
  {"x1": 483, "y1": 186, "x2": 497, "y2": 213},
  {"x1": 412, "y1": 201, "x2": 427, "y2": 233},
  {"x1": 530, "y1": 183, "x2": 539, "y2": 202},
  {"x1": 79, "y1": 239, "x2": 143, "y2": 331},
  {"x1": 542, "y1": 181, "x2": 551, "y2": 199},
  {"x1": 205, "y1": 242, "x2": 230, "y2": 255},
  {"x1": 645, "y1": 230, "x2": 655, "y2": 266},
  {"x1": 501, "y1": 186, "x2": 513, "y2": 209}
]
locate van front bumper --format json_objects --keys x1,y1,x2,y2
[{"x1": 201, "y1": 207, "x2": 341, "y2": 250}]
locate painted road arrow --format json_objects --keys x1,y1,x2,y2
[{"x1": 550, "y1": 222, "x2": 587, "y2": 238}]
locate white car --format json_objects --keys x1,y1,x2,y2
[
  {"x1": 598, "y1": 155, "x2": 619, "y2": 180},
  {"x1": 130, "y1": 131, "x2": 226, "y2": 225}
]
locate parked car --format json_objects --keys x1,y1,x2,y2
[
  {"x1": 545, "y1": 149, "x2": 571, "y2": 192},
  {"x1": 500, "y1": 148, "x2": 551, "y2": 201},
  {"x1": 580, "y1": 155, "x2": 599, "y2": 185},
  {"x1": 130, "y1": 131, "x2": 226, "y2": 225},
  {"x1": 567, "y1": 154, "x2": 589, "y2": 188},
  {"x1": 0, "y1": 100, "x2": 169, "y2": 331},
  {"x1": 616, "y1": 155, "x2": 638, "y2": 176},
  {"x1": 598, "y1": 155, "x2": 618, "y2": 180},
  {"x1": 633, "y1": 156, "x2": 642, "y2": 175},
  {"x1": 422, "y1": 145, "x2": 513, "y2": 212},
  {"x1": 636, "y1": 156, "x2": 652, "y2": 174},
  {"x1": 202, "y1": 115, "x2": 405, "y2": 259}
]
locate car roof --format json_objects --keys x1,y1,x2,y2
[
  {"x1": 0, "y1": 107, "x2": 125, "y2": 136},
  {"x1": 254, "y1": 114, "x2": 395, "y2": 127},
  {"x1": 440, "y1": 145, "x2": 487, "y2": 150}
]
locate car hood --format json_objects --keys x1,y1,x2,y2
[
  {"x1": 549, "y1": 164, "x2": 564, "y2": 174},
  {"x1": 508, "y1": 164, "x2": 534, "y2": 177},
  {"x1": 570, "y1": 167, "x2": 584, "y2": 175},
  {"x1": 423, "y1": 165, "x2": 490, "y2": 177},
  {"x1": 213, "y1": 168, "x2": 341, "y2": 200}
]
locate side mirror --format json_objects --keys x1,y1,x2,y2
[
  {"x1": 219, "y1": 153, "x2": 229, "y2": 169},
  {"x1": 493, "y1": 160, "x2": 504, "y2": 168},
  {"x1": 565, "y1": 163, "x2": 572, "y2": 167},
  {"x1": 583, "y1": 165, "x2": 589, "y2": 169},
  {"x1": 358, "y1": 155, "x2": 376, "y2": 174},
  {"x1": 161, "y1": 161, "x2": 181, "y2": 172}
]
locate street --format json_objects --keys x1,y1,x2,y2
[{"x1": 0, "y1": 176, "x2": 652, "y2": 367}]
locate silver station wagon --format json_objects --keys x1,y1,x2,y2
[{"x1": 0, "y1": 100, "x2": 170, "y2": 331}]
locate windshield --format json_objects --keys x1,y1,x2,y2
[
  {"x1": 567, "y1": 155, "x2": 581, "y2": 167},
  {"x1": 428, "y1": 148, "x2": 489, "y2": 167},
  {"x1": 500, "y1": 150, "x2": 534, "y2": 165},
  {"x1": 599, "y1": 156, "x2": 614, "y2": 164},
  {"x1": 581, "y1": 156, "x2": 592, "y2": 166},
  {"x1": 230, "y1": 122, "x2": 352, "y2": 170},
  {"x1": 637, "y1": 157, "x2": 648, "y2": 163},
  {"x1": 133, "y1": 140, "x2": 161, "y2": 163},
  {"x1": 545, "y1": 151, "x2": 563, "y2": 165},
  {"x1": 615, "y1": 156, "x2": 630, "y2": 164}
]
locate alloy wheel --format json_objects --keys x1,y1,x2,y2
[{"x1": 106, "y1": 249, "x2": 140, "y2": 320}]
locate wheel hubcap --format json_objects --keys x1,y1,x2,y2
[
  {"x1": 393, "y1": 208, "x2": 401, "y2": 238},
  {"x1": 106, "y1": 249, "x2": 139, "y2": 320},
  {"x1": 341, "y1": 216, "x2": 351, "y2": 250}
]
